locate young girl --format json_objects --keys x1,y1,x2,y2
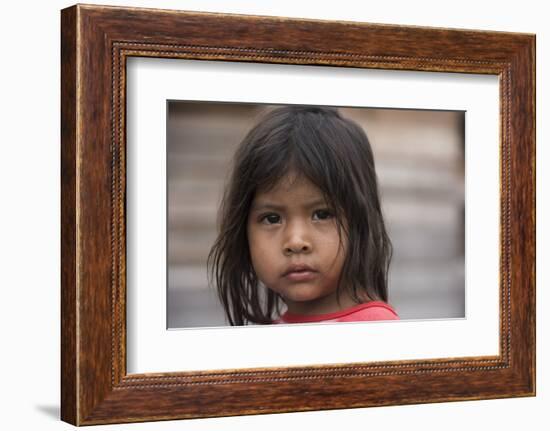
[{"x1": 207, "y1": 105, "x2": 398, "y2": 325}]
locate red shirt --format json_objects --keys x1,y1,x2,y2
[{"x1": 273, "y1": 301, "x2": 399, "y2": 324}]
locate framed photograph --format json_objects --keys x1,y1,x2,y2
[{"x1": 61, "y1": 4, "x2": 535, "y2": 425}]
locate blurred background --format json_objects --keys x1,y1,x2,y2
[{"x1": 167, "y1": 102, "x2": 465, "y2": 328}]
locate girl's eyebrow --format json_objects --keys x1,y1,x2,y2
[{"x1": 251, "y1": 198, "x2": 327, "y2": 212}]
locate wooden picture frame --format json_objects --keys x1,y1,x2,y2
[{"x1": 61, "y1": 4, "x2": 535, "y2": 425}]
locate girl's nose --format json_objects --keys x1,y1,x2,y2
[
  {"x1": 284, "y1": 242, "x2": 311, "y2": 255},
  {"x1": 282, "y1": 223, "x2": 312, "y2": 255}
]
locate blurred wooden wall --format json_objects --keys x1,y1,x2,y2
[{"x1": 167, "y1": 103, "x2": 465, "y2": 327}]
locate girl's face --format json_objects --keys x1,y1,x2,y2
[{"x1": 247, "y1": 171, "x2": 356, "y2": 315}]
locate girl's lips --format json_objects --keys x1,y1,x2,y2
[{"x1": 284, "y1": 269, "x2": 318, "y2": 282}]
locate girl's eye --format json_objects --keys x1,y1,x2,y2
[
  {"x1": 260, "y1": 213, "x2": 281, "y2": 224},
  {"x1": 313, "y1": 209, "x2": 334, "y2": 221}
]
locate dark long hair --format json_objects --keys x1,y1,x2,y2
[{"x1": 207, "y1": 105, "x2": 392, "y2": 325}]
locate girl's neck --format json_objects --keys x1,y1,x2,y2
[{"x1": 284, "y1": 290, "x2": 365, "y2": 316}]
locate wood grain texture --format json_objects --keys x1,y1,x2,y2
[
  {"x1": 60, "y1": 5, "x2": 77, "y2": 425},
  {"x1": 60, "y1": 4, "x2": 535, "y2": 425}
]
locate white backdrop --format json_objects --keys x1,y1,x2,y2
[
  {"x1": 0, "y1": 0, "x2": 546, "y2": 430},
  {"x1": 127, "y1": 60, "x2": 499, "y2": 373}
]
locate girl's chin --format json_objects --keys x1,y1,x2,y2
[{"x1": 279, "y1": 286, "x2": 332, "y2": 305}]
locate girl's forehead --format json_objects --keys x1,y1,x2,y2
[{"x1": 257, "y1": 172, "x2": 321, "y2": 197}]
